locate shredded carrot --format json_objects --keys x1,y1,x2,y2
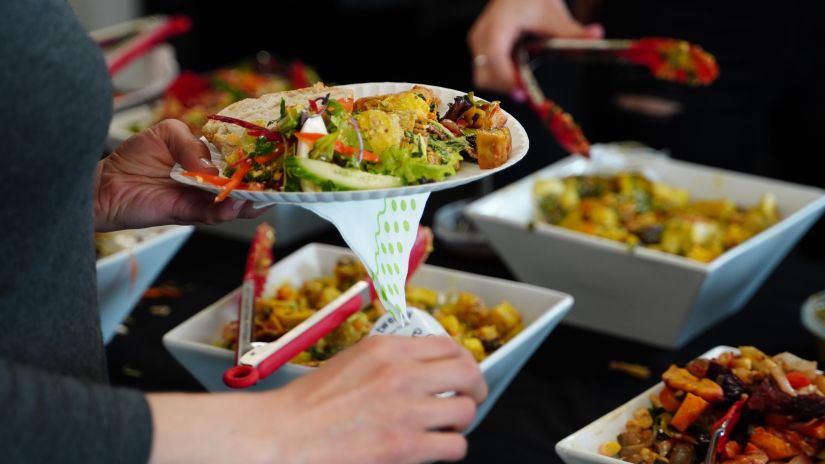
[
  {"x1": 181, "y1": 171, "x2": 231, "y2": 186},
  {"x1": 215, "y1": 161, "x2": 251, "y2": 203}
]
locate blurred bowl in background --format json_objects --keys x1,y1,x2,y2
[
  {"x1": 466, "y1": 144, "x2": 825, "y2": 348},
  {"x1": 97, "y1": 225, "x2": 193, "y2": 343},
  {"x1": 433, "y1": 198, "x2": 495, "y2": 258}
]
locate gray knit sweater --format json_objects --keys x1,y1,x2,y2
[{"x1": 0, "y1": 1, "x2": 152, "y2": 462}]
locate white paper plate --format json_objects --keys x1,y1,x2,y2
[{"x1": 169, "y1": 82, "x2": 529, "y2": 203}]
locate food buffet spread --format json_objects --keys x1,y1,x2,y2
[{"x1": 97, "y1": 13, "x2": 825, "y2": 464}]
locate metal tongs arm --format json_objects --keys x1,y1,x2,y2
[
  {"x1": 704, "y1": 394, "x2": 748, "y2": 464},
  {"x1": 513, "y1": 40, "x2": 592, "y2": 157}
]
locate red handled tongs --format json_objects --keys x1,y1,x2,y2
[
  {"x1": 91, "y1": 14, "x2": 192, "y2": 76},
  {"x1": 223, "y1": 226, "x2": 434, "y2": 389},
  {"x1": 513, "y1": 40, "x2": 591, "y2": 158},
  {"x1": 704, "y1": 394, "x2": 748, "y2": 464},
  {"x1": 513, "y1": 36, "x2": 719, "y2": 158},
  {"x1": 232, "y1": 223, "x2": 276, "y2": 367}
]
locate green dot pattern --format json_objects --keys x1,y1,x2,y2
[{"x1": 372, "y1": 194, "x2": 429, "y2": 321}]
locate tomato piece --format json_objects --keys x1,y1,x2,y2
[
  {"x1": 334, "y1": 141, "x2": 379, "y2": 162},
  {"x1": 293, "y1": 132, "x2": 326, "y2": 144},
  {"x1": 786, "y1": 371, "x2": 812, "y2": 389},
  {"x1": 337, "y1": 97, "x2": 354, "y2": 112}
]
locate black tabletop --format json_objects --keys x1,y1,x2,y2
[{"x1": 105, "y1": 187, "x2": 825, "y2": 464}]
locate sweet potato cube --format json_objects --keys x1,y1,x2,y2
[
  {"x1": 749, "y1": 427, "x2": 799, "y2": 460},
  {"x1": 658, "y1": 386, "x2": 682, "y2": 412},
  {"x1": 661, "y1": 364, "x2": 724, "y2": 402},
  {"x1": 476, "y1": 128, "x2": 512, "y2": 169},
  {"x1": 670, "y1": 392, "x2": 710, "y2": 431}
]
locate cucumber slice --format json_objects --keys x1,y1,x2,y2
[{"x1": 286, "y1": 157, "x2": 403, "y2": 191}]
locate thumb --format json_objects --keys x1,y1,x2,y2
[
  {"x1": 582, "y1": 23, "x2": 605, "y2": 39},
  {"x1": 154, "y1": 119, "x2": 218, "y2": 174}
]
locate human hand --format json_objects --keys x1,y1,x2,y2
[
  {"x1": 147, "y1": 335, "x2": 487, "y2": 464},
  {"x1": 95, "y1": 119, "x2": 267, "y2": 231},
  {"x1": 468, "y1": 0, "x2": 604, "y2": 94}
]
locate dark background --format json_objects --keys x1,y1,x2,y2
[{"x1": 109, "y1": 1, "x2": 825, "y2": 462}]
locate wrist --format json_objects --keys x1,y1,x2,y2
[{"x1": 146, "y1": 391, "x2": 291, "y2": 464}]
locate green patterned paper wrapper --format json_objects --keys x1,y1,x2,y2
[{"x1": 298, "y1": 192, "x2": 429, "y2": 323}]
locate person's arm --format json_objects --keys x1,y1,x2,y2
[
  {"x1": 146, "y1": 336, "x2": 487, "y2": 464},
  {"x1": 1, "y1": 357, "x2": 153, "y2": 463},
  {"x1": 94, "y1": 119, "x2": 266, "y2": 232},
  {"x1": 468, "y1": 0, "x2": 604, "y2": 93}
]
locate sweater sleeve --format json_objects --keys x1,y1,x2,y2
[{"x1": 0, "y1": 357, "x2": 153, "y2": 463}]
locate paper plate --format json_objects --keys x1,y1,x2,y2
[{"x1": 169, "y1": 82, "x2": 529, "y2": 203}]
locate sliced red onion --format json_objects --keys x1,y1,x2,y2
[
  {"x1": 349, "y1": 116, "x2": 365, "y2": 166},
  {"x1": 207, "y1": 114, "x2": 282, "y2": 141}
]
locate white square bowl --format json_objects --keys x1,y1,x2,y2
[
  {"x1": 163, "y1": 242, "x2": 573, "y2": 432},
  {"x1": 555, "y1": 345, "x2": 734, "y2": 464},
  {"x1": 465, "y1": 145, "x2": 825, "y2": 348},
  {"x1": 97, "y1": 225, "x2": 194, "y2": 343}
]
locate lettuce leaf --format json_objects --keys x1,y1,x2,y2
[{"x1": 370, "y1": 145, "x2": 458, "y2": 184}]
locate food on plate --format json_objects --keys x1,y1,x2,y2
[
  {"x1": 220, "y1": 255, "x2": 523, "y2": 366},
  {"x1": 131, "y1": 58, "x2": 319, "y2": 136},
  {"x1": 187, "y1": 82, "x2": 512, "y2": 199},
  {"x1": 599, "y1": 346, "x2": 825, "y2": 464},
  {"x1": 532, "y1": 172, "x2": 779, "y2": 262}
]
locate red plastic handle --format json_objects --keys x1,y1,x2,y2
[
  {"x1": 108, "y1": 15, "x2": 192, "y2": 76},
  {"x1": 255, "y1": 295, "x2": 365, "y2": 379},
  {"x1": 224, "y1": 225, "x2": 433, "y2": 389},
  {"x1": 223, "y1": 365, "x2": 259, "y2": 389}
]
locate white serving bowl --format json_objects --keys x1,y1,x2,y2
[
  {"x1": 465, "y1": 144, "x2": 825, "y2": 349},
  {"x1": 555, "y1": 345, "x2": 734, "y2": 464},
  {"x1": 163, "y1": 243, "x2": 573, "y2": 432},
  {"x1": 97, "y1": 225, "x2": 193, "y2": 343}
]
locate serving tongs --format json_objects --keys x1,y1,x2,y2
[
  {"x1": 513, "y1": 40, "x2": 592, "y2": 158},
  {"x1": 223, "y1": 225, "x2": 434, "y2": 389},
  {"x1": 704, "y1": 394, "x2": 748, "y2": 464},
  {"x1": 513, "y1": 36, "x2": 719, "y2": 157},
  {"x1": 91, "y1": 14, "x2": 192, "y2": 76}
]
